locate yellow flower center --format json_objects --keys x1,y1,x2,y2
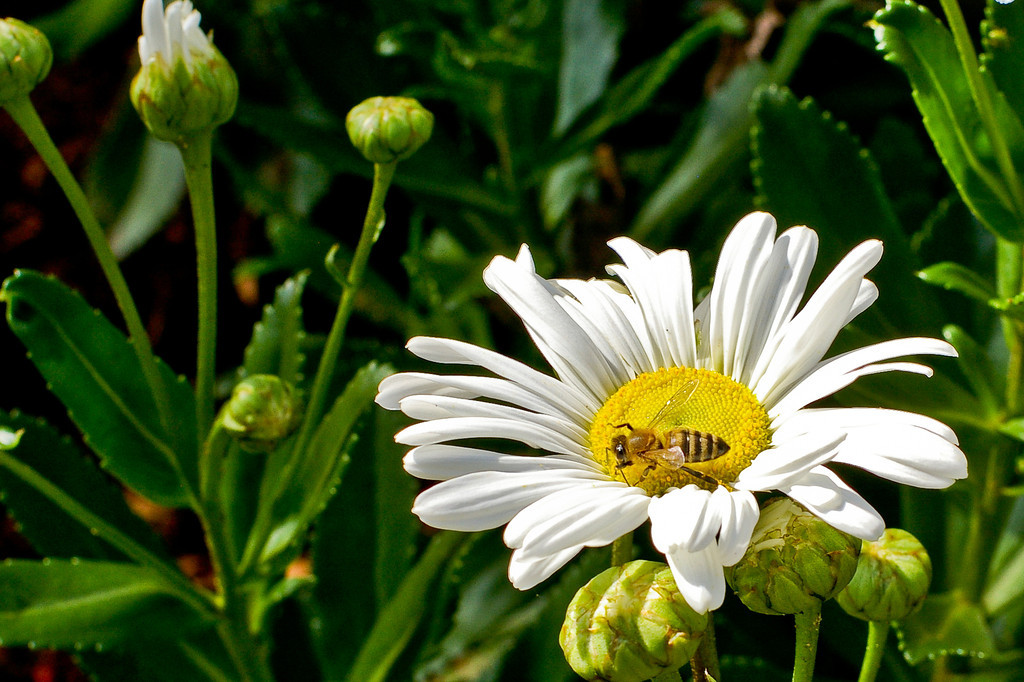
[{"x1": 589, "y1": 367, "x2": 772, "y2": 495}]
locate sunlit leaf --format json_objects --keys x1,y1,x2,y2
[
  {"x1": 873, "y1": 0, "x2": 1024, "y2": 242},
  {"x1": 917, "y1": 262, "x2": 996, "y2": 302}
]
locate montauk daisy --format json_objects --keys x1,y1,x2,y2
[{"x1": 376, "y1": 212, "x2": 967, "y2": 613}]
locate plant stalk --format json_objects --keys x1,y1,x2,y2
[
  {"x1": 792, "y1": 603, "x2": 823, "y2": 682},
  {"x1": 179, "y1": 132, "x2": 219, "y2": 444},
  {"x1": 857, "y1": 620, "x2": 888, "y2": 682},
  {"x1": 690, "y1": 617, "x2": 720, "y2": 682}
]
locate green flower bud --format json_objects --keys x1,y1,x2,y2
[
  {"x1": 560, "y1": 560, "x2": 707, "y2": 682},
  {"x1": 0, "y1": 18, "x2": 52, "y2": 104},
  {"x1": 222, "y1": 375, "x2": 300, "y2": 452},
  {"x1": 836, "y1": 528, "x2": 932, "y2": 622},
  {"x1": 130, "y1": 0, "x2": 238, "y2": 143},
  {"x1": 346, "y1": 96, "x2": 434, "y2": 164},
  {"x1": 725, "y1": 497, "x2": 860, "y2": 616}
]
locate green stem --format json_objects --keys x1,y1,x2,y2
[
  {"x1": 179, "y1": 132, "x2": 219, "y2": 444},
  {"x1": 611, "y1": 533, "x2": 634, "y2": 566},
  {"x1": 2, "y1": 96, "x2": 185, "y2": 483},
  {"x1": 237, "y1": 161, "x2": 397, "y2": 576},
  {"x1": 690, "y1": 617, "x2": 720, "y2": 682},
  {"x1": 858, "y1": 621, "x2": 889, "y2": 682},
  {"x1": 792, "y1": 603, "x2": 823, "y2": 682},
  {"x1": 938, "y1": 0, "x2": 1024, "y2": 216}
]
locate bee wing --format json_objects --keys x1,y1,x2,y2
[
  {"x1": 649, "y1": 446, "x2": 688, "y2": 469},
  {"x1": 647, "y1": 378, "x2": 699, "y2": 430}
]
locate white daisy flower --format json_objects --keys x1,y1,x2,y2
[
  {"x1": 138, "y1": 0, "x2": 213, "y2": 69},
  {"x1": 376, "y1": 212, "x2": 967, "y2": 614}
]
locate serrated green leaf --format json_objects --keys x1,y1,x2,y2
[
  {"x1": 241, "y1": 271, "x2": 309, "y2": 387},
  {"x1": 0, "y1": 411, "x2": 166, "y2": 562},
  {"x1": 984, "y1": 0, "x2": 1024, "y2": 120},
  {"x1": 554, "y1": 0, "x2": 624, "y2": 136},
  {"x1": 752, "y1": 85, "x2": 940, "y2": 334},
  {"x1": 873, "y1": 0, "x2": 1024, "y2": 242},
  {"x1": 942, "y1": 325, "x2": 1002, "y2": 419},
  {"x1": 0, "y1": 559, "x2": 209, "y2": 649},
  {"x1": 257, "y1": 362, "x2": 393, "y2": 565},
  {"x1": 917, "y1": 261, "x2": 996, "y2": 301},
  {"x1": 2, "y1": 271, "x2": 197, "y2": 507},
  {"x1": 895, "y1": 591, "x2": 998, "y2": 665}
]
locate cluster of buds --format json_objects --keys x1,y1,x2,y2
[
  {"x1": 130, "y1": 0, "x2": 238, "y2": 143},
  {"x1": 725, "y1": 497, "x2": 861, "y2": 615},
  {"x1": 222, "y1": 375, "x2": 301, "y2": 453},
  {"x1": 0, "y1": 18, "x2": 52, "y2": 105},
  {"x1": 560, "y1": 560, "x2": 707, "y2": 682}
]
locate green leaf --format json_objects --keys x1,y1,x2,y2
[
  {"x1": 988, "y1": 290, "x2": 1024, "y2": 320},
  {"x1": 550, "y1": 8, "x2": 744, "y2": 159},
  {"x1": 107, "y1": 139, "x2": 186, "y2": 260},
  {"x1": 752, "y1": 85, "x2": 940, "y2": 334},
  {"x1": 917, "y1": 262, "x2": 996, "y2": 302},
  {"x1": 241, "y1": 271, "x2": 309, "y2": 387},
  {"x1": 984, "y1": 0, "x2": 1024, "y2": 120},
  {"x1": 0, "y1": 558, "x2": 209, "y2": 649},
  {"x1": 2, "y1": 271, "x2": 198, "y2": 507},
  {"x1": 0, "y1": 411, "x2": 166, "y2": 562},
  {"x1": 344, "y1": 531, "x2": 469, "y2": 682},
  {"x1": 32, "y1": 0, "x2": 135, "y2": 59},
  {"x1": 873, "y1": 0, "x2": 1024, "y2": 242},
  {"x1": 554, "y1": 0, "x2": 625, "y2": 135},
  {"x1": 895, "y1": 591, "x2": 998, "y2": 665},
  {"x1": 257, "y1": 362, "x2": 393, "y2": 565},
  {"x1": 373, "y1": 408, "x2": 421, "y2": 608},
  {"x1": 630, "y1": 0, "x2": 849, "y2": 242},
  {"x1": 942, "y1": 325, "x2": 1002, "y2": 419}
]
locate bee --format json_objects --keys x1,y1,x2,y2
[{"x1": 610, "y1": 379, "x2": 730, "y2": 487}]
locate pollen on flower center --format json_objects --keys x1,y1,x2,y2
[{"x1": 589, "y1": 367, "x2": 772, "y2": 495}]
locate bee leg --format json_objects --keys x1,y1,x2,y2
[{"x1": 679, "y1": 465, "x2": 733, "y2": 491}]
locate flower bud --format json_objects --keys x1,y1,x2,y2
[
  {"x1": 836, "y1": 528, "x2": 932, "y2": 622},
  {"x1": 130, "y1": 0, "x2": 238, "y2": 143},
  {"x1": 0, "y1": 18, "x2": 52, "y2": 104},
  {"x1": 346, "y1": 96, "x2": 434, "y2": 164},
  {"x1": 222, "y1": 375, "x2": 300, "y2": 452},
  {"x1": 725, "y1": 497, "x2": 860, "y2": 616},
  {"x1": 560, "y1": 560, "x2": 707, "y2": 682}
]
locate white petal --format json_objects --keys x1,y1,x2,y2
[
  {"x1": 411, "y1": 469, "x2": 606, "y2": 531},
  {"x1": 140, "y1": 0, "x2": 170, "y2": 63},
  {"x1": 509, "y1": 544, "x2": 585, "y2": 590},
  {"x1": 484, "y1": 255, "x2": 622, "y2": 402},
  {"x1": 753, "y1": 240, "x2": 884, "y2": 405},
  {"x1": 504, "y1": 486, "x2": 650, "y2": 554},
  {"x1": 649, "y1": 486, "x2": 719, "y2": 553},
  {"x1": 406, "y1": 336, "x2": 597, "y2": 420},
  {"x1": 773, "y1": 407, "x2": 957, "y2": 444},
  {"x1": 395, "y1": 416, "x2": 589, "y2": 457},
  {"x1": 704, "y1": 212, "x2": 778, "y2": 377},
  {"x1": 557, "y1": 278, "x2": 656, "y2": 375},
  {"x1": 779, "y1": 467, "x2": 885, "y2": 540},
  {"x1": 397, "y1": 394, "x2": 587, "y2": 442},
  {"x1": 607, "y1": 237, "x2": 698, "y2": 370},
  {"x1": 663, "y1": 544, "x2": 726, "y2": 614},
  {"x1": 403, "y1": 445, "x2": 600, "y2": 480},
  {"x1": 735, "y1": 431, "x2": 846, "y2": 491},
  {"x1": 737, "y1": 226, "x2": 819, "y2": 386},
  {"x1": 768, "y1": 337, "x2": 956, "y2": 418},
  {"x1": 714, "y1": 489, "x2": 759, "y2": 565},
  {"x1": 832, "y1": 425, "x2": 967, "y2": 488}
]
